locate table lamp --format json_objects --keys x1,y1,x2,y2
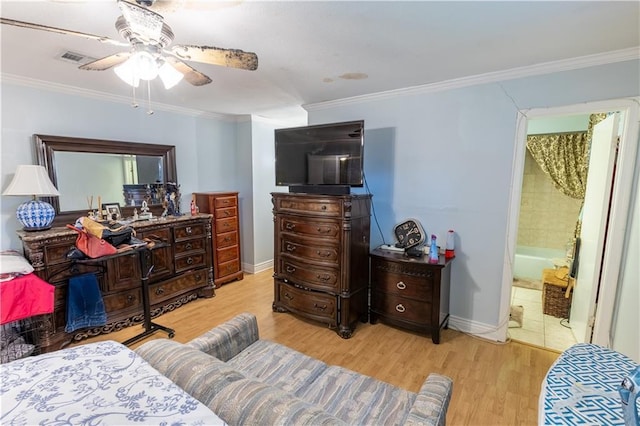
[{"x1": 2, "y1": 165, "x2": 60, "y2": 231}]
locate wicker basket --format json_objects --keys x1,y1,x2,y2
[{"x1": 543, "y1": 282, "x2": 572, "y2": 318}]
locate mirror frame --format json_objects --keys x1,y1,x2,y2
[{"x1": 35, "y1": 134, "x2": 177, "y2": 226}]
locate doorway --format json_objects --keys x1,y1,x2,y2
[{"x1": 499, "y1": 99, "x2": 640, "y2": 349}]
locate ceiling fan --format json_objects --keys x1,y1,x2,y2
[{"x1": 0, "y1": 0, "x2": 258, "y2": 88}]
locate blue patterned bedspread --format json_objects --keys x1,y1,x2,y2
[
  {"x1": 0, "y1": 340, "x2": 225, "y2": 425},
  {"x1": 540, "y1": 343, "x2": 640, "y2": 425}
]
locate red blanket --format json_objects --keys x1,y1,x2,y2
[{"x1": 1, "y1": 273, "x2": 55, "y2": 325}]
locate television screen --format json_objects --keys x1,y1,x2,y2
[{"x1": 275, "y1": 120, "x2": 364, "y2": 189}]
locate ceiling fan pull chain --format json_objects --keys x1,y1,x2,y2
[
  {"x1": 131, "y1": 84, "x2": 139, "y2": 109},
  {"x1": 146, "y1": 80, "x2": 154, "y2": 115}
]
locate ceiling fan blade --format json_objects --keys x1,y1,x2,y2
[
  {"x1": 164, "y1": 56, "x2": 212, "y2": 86},
  {"x1": 0, "y1": 17, "x2": 127, "y2": 47},
  {"x1": 118, "y1": 0, "x2": 164, "y2": 43},
  {"x1": 169, "y1": 45, "x2": 258, "y2": 71},
  {"x1": 79, "y1": 52, "x2": 131, "y2": 71}
]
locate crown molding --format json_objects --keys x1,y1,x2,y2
[
  {"x1": 304, "y1": 47, "x2": 640, "y2": 111},
  {"x1": 0, "y1": 73, "x2": 238, "y2": 121}
]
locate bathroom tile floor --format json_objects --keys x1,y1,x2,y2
[{"x1": 509, "y1": 286, "x2": 577, "y2": 352}]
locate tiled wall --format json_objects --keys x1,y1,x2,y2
[{"x1": 518, "y1": 151, "x2": 582, "y2": 250}]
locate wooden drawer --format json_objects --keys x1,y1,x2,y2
[
  {"x1": 43, "y1": 238, "x2": 76, "y2": 266},
  {"x1": 215, "y1": 206, "x2": 237, "y2": 219},
  {"x1": 174, "y1": 223, "x2": 206, "y2": 241},
  {"x1": 103, "y1": 288, "x2": 142, "y2": 314},
  {"x1": 274, "y1": 197, "x2": 342, "y2": 217},
  {"x1": 280, "y1": 235, "x2": 339, "y2": 265},
  {"x1": 278, "y1": 258, "x2": 339, "y2": 293},
  {"x1": 217, "y1": 259, "x2": 240, "y2": 277},
  {"x1": 276, "y1": 281, "x2": 337, "y2": 323},
  {"x1": 372, "y1": 259, "x2": 433, "y2": 300},
  {"x1": 214, "y1": 196, "x2": 237, "y2": 209},
  {"x1": 174, "y1": 238, "x2": 206, "y2": 255},
  {"x1": 137, "y1": 227, "x2": 171, "y2": 244},
  {"x1": 217, "y1": 245, "x2": 239, "y2": 263},
  {"x1": 150, "y1": 269, "x2": 208, "y2": 305},
  {"x1": 371, "y1": 291, "x2": 432, "y2": 325},
  {"x1": 105, "y1": 252, "x2": 141, "y2": 292},
  {"x1": 279, "y1": 216, "x2": 340, "y2": 240},
  {"x1": 215, "y1": 217, "x2": 237, "y2": 234},
  {"x1": 216, "y1": 231, "x2": 238, "y2": 248},
  {"x1": 174, "y1": 252, "x2": 206, "y2": 273}
]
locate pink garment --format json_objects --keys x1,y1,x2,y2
[{"x1": 0, "y1": 273, "x2": 55, "y2": 325}]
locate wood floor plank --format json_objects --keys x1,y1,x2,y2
[{"x1": 78, "y1": 269, "x2": 559, "y2": 426}]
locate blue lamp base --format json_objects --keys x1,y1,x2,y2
[{"x1": 16, "y1": 199, "x2": 56, "y2": 231}]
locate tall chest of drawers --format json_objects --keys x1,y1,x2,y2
[
  {"x1": 17, "y1": 215, "x2": 215, "y2": 352},
  {"x1": 272, "y1": 192, "x2": 371, "y2": 338},
  {"x1": 369, "y1": 248, "x2": 453, "y2": 344},
  {"x1": 193, "y1": 192, "x2": 243, "y2": 287}
]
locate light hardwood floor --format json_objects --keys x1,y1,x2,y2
[{"x1": 79, "y1": 269, "x2": 559, "y2": 426}]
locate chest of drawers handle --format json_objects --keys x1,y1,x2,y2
[
  {"x1": 317, "y1": 274, "x2": 331, "y2": 282},
  {"x1": 286, "y1": 244, "x2": 297, "y2": 252},
  {"x1": 314, "y1": 303, "x2": 327, "y2": 311},
  {"x1": 155, "y1": 287, "x2": 165, "y2": 296},
  {"x1": 321, "y1": 205, "x2": 327, "y2": 211},
  {"x1": 126, "y1": 295, "x2": 135, "y2": 305},
  {"x1": 316, "y1": 250, "x2": 331, "y2": 258},
  {"x1": 186, "y1": 257, "x2": 194, "y2": 265},
  {"x1": 285, "y1": 222, "x2": 296, "y2": 231},
  {"x1": 284, "y1": 292, "x2": 293, "y2": 300},
  {"x1": 395, "y1": 304, "x2": 406, "y2": 313},
  {"x1": 224, "y1": 210, "x2": 231, "y2": 217},
  {"x1": 317, "y1": 227, "x2": 331, "y2": 234},
  {"x1": 224, "y1": 236, "x2": 231, "y2": 242},
  {"x1": 286, "y1": 266, "x2": 296, "y2": 273},
  {"x1": 396, "y1": 281, "x2": 406, "y2": 290},
  {"x1": 185, "y1": 243, "x2": 193, "y2": 250}
]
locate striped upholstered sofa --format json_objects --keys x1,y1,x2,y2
[{"x1": 136, "y1": 312, "x2": 453, "y2": 425}]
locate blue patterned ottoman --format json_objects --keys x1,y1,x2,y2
[{"x1": 540, "y1": 343, "x2": 639, "y2": 425}]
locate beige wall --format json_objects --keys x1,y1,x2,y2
[{"x1": 517, "y1": 150, "x2": 582, "y2": 250}]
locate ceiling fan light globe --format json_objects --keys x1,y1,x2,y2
[
  {"x1": 158, "y1": 61, "x2": 183, "y2": 89},
  {"x1": 132, "y1": 51, "x2": 158, "y2": 80},
  {"x1": 114, "y1": 59, "x2": 140, "y2": 87}
]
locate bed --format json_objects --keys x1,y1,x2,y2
[
  {"x1": 0, "y1": 340, "x2": 225, "y2": 425},
  {"x1": 540, "y1": 343, "x2": 639, "y2": 425}
]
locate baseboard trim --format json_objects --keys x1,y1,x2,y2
[
  {"x1": 448, "y1": 315, "x2": 507, "y2": 342},
  {"x1": 242, "y1": 260, "x2": 274, "y2": 274}
]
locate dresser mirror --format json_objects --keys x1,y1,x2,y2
[{"x1": 35, "y1": 134, "x2": 177, "y2": 226}]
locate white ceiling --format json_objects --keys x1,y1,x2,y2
[{"x1": 1, "y1": 1, "x2": 639, "y2": 122}]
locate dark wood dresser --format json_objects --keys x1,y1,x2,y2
[
  {"x1": 271, "y1": 192, "x2": 371, "y2": 338},
  {"x1": 17, "y1": 214, "x2": 215, "y2": 352},
  {"x1": 369, "y1": 248, "x2": 453, "y2": 344},
  {"x1": 193, "y1": 191, "x2": 243, "y2": 287}
]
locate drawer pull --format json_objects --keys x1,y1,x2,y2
[
  {"x1": 285, "y1": 266, "x2": 296, "y2": 273},
  {"x1": 396, "y1": 281, "x2": 406, "y2": 290},
  {"x1": 195, "y1": 274, "x2": 202, "y2": 281},
  {"x1": 185, "y1": 243, "x2": 193, "y2": 250},
  {"x1": 186, "y1": 257, "x2": 194, "y2": 265},
  {"x1": 126, "y1": 295, "x2": 135, "y2": 304},
  {"x1": 316, "y1": 227, "x2": 330, "y2": 234},
  {"x1": 185, "y1": 226, "x2": 192, "y2": 234},
  {"x1": 395, "y1": 304, "x2": 406, "y2": 313},
  {"x1": 317, "y1": 274, "x2": 330, "y2": 282},
  {"x1": 155, "y1": 287, "x2": 165, "y2": 296},
  {"x1": 285, "y1": 223, "x2": 296, "y2": 231},
  {"x1": 224, "y1": 236, "x2": 231, "y2": 242},
  {"x1": 286, "y1": 244, "x2": 297, "y2": 252},
  {"x1": 284, "y1": 292, "x2": 293, "y2": 300},
  {"x1": 224, "y1": 210, "x2": 231, "y2": 216},
  {"x1": 223, "y1": 222, "x2": 230, "y2": 228},
  {"x1": 314, "y1": 303, "x2": 327, "y2": 311},
  {"x1": 321, "y1": 205, "x2": 327, "y2": 211},
  {"x1": 316, "y1": 250, "x2": 331, "y2": 258}
]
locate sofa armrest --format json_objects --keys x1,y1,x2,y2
[
  {"x1": 187, "y1": 312, "x2": 259, "y2": 361},
  {"x1": 405, "y1": 373, "x2": 453, "y2": 426}
]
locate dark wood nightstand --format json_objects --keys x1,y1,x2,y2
[{"x1": 369, "y1": 248, "x2": 453, "y2": 344}]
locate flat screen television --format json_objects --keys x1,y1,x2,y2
[{"x1": 275, "y1": 120, "x2": 364, "y2": 194}]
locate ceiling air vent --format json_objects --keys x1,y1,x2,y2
[{"x1": 57, "y1": 50, "x2": 96, "y2": 65}]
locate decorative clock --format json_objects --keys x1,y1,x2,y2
[{"x1": 393, "y1": 219, "x2": 425, "y2": 250}]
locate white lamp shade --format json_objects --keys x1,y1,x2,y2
[
  {"x1": 114, "y1": 59, "x2": 141, "y2": 88},
  {"x1": 2, "y1": 165, "x2": 60, "y2": 197},
  {"x1": 158, "y1": 61, "x2": 184, "y2": 89}
]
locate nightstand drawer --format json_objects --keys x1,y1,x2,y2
[
  {"x1": 372, "y1": 260, "x2": 432, "y2": 300},
  {"x1": 371, "y1": 292, "x2": 432, "y2": 325}
]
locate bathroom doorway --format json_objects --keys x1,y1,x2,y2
[{"x1": 500, "y1": 99, "x2": 639, "y2": 350}]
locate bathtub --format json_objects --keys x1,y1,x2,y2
[{"x1": 513, "y1": 246, "x2": 567, "y2": 281}]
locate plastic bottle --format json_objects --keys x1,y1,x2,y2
[
  {"x1": 429, "y1": 234, "x2": 439, "y2": 263},
  {"x1": 190, "y1": 200, "x2": 197, "y2": 216},
  {"x1": 445, "y1": 230, "x2": 455, "y2": 259}
]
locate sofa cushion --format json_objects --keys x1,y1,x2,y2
[
  {"x1": 297, "y1": 365, "x2": 417, "y2": 425},
  {"x1": 210, "y1": 378, "x2": 346, "y2": 426},
  {"x1": 228, "y1": 339, "x2": 328, "y2": 395},
  {"x1": 187, "y1": 312, "x2": 259, "y2": 361},
  {"x1": 136, "y1": 339, "x2": 246, "y2": 405}
]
